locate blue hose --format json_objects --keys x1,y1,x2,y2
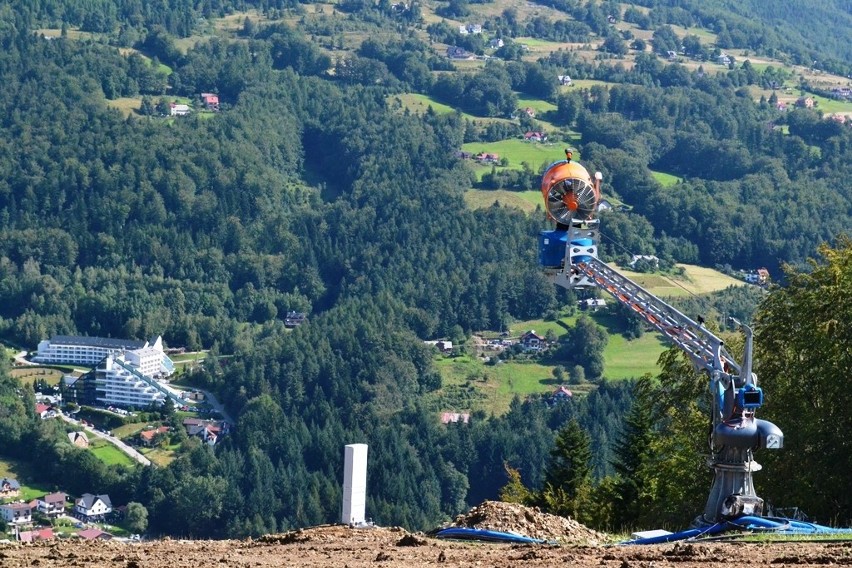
[{"x1": 622, "y1": 516, "x2": 852, "y2": 544}]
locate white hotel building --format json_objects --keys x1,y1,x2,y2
[{"x1": 37, "y1": 335, "x2": 180, "y2": 408}]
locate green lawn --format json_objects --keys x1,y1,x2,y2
[
  {"x1": 516, "y1": 95, "x2": 557, "y2": 114},
  {"x1": 88, "y1": 438, "x2": 136, "y2": 467},
  {"x1": 111, "y1": 421, "x2": 151, "y2": 439},
  {"x1": 389, "y1": 93, "x2": 458, "y2": 116},
  {"x1": 464, "y1": 189, "x2": 542, "y2": 213},
  {"x1": 650, "y1": 169, "x2": 681, "y2": 187},
  {"x1": 462, "y1": 138, "x2": 569, "y2": 178},
  {"x1": 806, "y1": 94, "x2": 852, "y2": 114},
  {"x1": 603, "y1": 332, "x2": 668, "y2": 379},
  {"x1": 171, "y1": 352, "x2": 207, "y2": 363},
  {"x1": 118, "y1": 48, "x2": 173, "y2": 75}
]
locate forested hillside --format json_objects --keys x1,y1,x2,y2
[{"x1": 0, "y1": 0, "x2": 850, "y2": 537}]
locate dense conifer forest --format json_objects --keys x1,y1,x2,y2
[{"x1": 0, "y1": 0, "x2": 850, "y2": 536}]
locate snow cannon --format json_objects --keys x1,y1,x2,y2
[{"x1": 541, "y1": 151, "x2": 601, "y2": 225}]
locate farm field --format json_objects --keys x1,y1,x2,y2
[
  {"x1": 605, "y1": 263, "x2": 745, "y2": 297},
  {"x1": 461, "y1": 139, "x2": 568, "y2": 178}
]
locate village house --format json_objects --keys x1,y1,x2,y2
[
  {"x1": 475, "y1": 152, "x2": 500, "y2": 164},
  {"x1": 68, "y1": 431, "x2": 90, "y2": 448},
  {"x1": 745, "y1": 268, "x2": 770, "y2": 285},
  {"x1": 441, "y1": 412, "x2": 470, "y2": 425},
  {"x1": 0, "y1": 502, "x2": 32, "y2": 525},
  {"x1": 170, "y1": 102, "x2": 191, "y2": 116},
  {"x1": 446, "y1": 46, "x2": 473, "y2": 60},
  {"x1": 284, "y1": 311, "x2": 307, "y2": 328},
  {"x1": 77, "y1": 528, "x2": 113, "y2": 540},
  {"x1": 630, "y1": 254, "x2": 660, "y2": 269},
  {"x1": 458, "y1": 23, "x2": 482, "y2": 35},
  {"x1": 524, "y1": 131, "x2": 547, "y2": 142},
  {"x1": 557, "y1": 74, "x2": 572, "y2": 86},
  {"x1": 520, "y1": 330, "x2": 546, "y2": 352},
  {"x1": 138, "y1": 426, "x2": 170, "y2": 447},
  {"x1": 74, "y1": 493, "x2": 112, "y2": 520},
  {"x1": 36, "y1": 492, "x2": 67, "y2": 516},
  {"x1": 795, "y1": 96, "x2": 814, "y2": 109},
  {"x1": 18, "y1": 528, "x2": 54, "y2": 543},
  {"x1": 579, "y1": 298, "x2": 607, "y2": 311},
  {"x1": 0, "y1": 477, "x2": 21, "y2": 497},
  {"x1": 489, "y1": 38, "x2": 504, "y2": 49},
  {"x1": 522, "y1": 107, "x2": 536, "y2": 117},
  {"x1": 200, "y1": 93, "x2": 220, "y2": 111},
  {"x1": 183, "y1": 418, "x2": 228, "y2": 446},
  {"x1": 551, "y1": 386, "x2": 573, "y2": 404}
]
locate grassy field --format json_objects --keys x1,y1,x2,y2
[
  {"x1": 118, "y1": 48, "x2": 173, "y2": 75},
  {"x1": 606, "y1": 263, "x2": 745, "y2": 297},
  {"x1": 139, "y1": 444, "x2": 180, "y2": 467},
  {"x1": 650, "y1": 169, "x2": 681, "y2": 187},
  {"x1": 35, "y1": 28, "x2": 102, "y2": 41},
  {"x1": 107, "y1": 97, "x2": 143, "y2": 117},
  {"x1": 516, "y1": 95, "x2": 558, "y2": 114},
  {"x1": 464, "y1": 189, "x2": 542, "y2": 213},
  {"x1": 388, "y1": 93, "x2": 468, "y2": 117},
  {"x1": 0, "y1": 456, "x2": 55, "y2": 501},
  {"x1": 10, "y1": 367, "x2": 64, "y2": 386},
  {"x1": 88, "y1": 438, "x2": 136, "y2": 468},
  {"x1": 462, "y1": 138, "x2": 569, "y2": 177},
  {"x1": 111, "y1": 421, "x2": 151, "y2": 439}
]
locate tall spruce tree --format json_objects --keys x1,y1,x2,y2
[
  {"x1": 541, "y1": 419, "x2": 593, "y2": 519},
  {"x1": 610, "y1": 376, "x2": 655, "y2": 529}
]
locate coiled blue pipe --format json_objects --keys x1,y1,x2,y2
[{"x1": 623, "y1": 516, "x2": 852, "y2": 544}]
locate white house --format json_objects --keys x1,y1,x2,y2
[
  {"x1": 170, "y1": 103, "x2": 190, "y2": 116},
  {"x1": 36, "y1": 492, "x2": 67, "y2": 516},
  {"x1": 629, "y1": 255, "x2": 660, "y2": 269},
  {"x1": 74, "y1": 494, "x2": 112, "y2": 519},
  {"x1": 489, "y1": 38, "x2": 504, "y2": 49},
  {"x1": 0, "y1": 502, "x2": 32, "y2": 525}
]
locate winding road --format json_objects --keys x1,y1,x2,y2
[{"x1": 59, "y1": 413, "x2": 152, "y2": 467}]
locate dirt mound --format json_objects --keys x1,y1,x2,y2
[
  {"x1": 258, "y1": 524, "x2": 406, "y2": 545},
  {"x1": 447, "y1": 500, "x2": 605, "y2": 544}
]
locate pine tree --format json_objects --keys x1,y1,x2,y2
[
  {"x1": 609, "y1": 376, "x2": 655, "y2": 529},
  {"x1": 541, "y1": 419, "x2": 592, "y2": 518}
]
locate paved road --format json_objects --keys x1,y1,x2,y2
[
  {"x1": 193, "y1": 387, "x2": 234, "y2": 425},
  {"x1": 59, "y1": 413, "x2": 152, "y2": 467}
]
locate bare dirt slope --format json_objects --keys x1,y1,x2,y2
[{"x1": 2, "y1": 525, "x2": 851, "y2": 568}]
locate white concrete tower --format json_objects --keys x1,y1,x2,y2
[{"x1": 341, "y1": 443, "x2": 368, "y2": 525}]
